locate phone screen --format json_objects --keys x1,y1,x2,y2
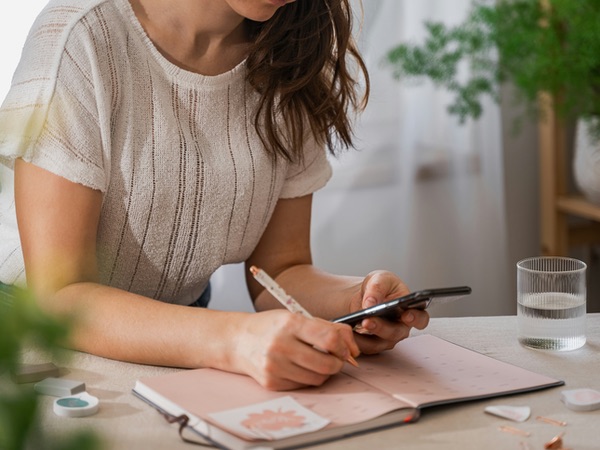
[{"x1": 332, "y1": 286, "x2": 471, "y2": 326}]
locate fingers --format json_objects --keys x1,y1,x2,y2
[
  {"x1": 401, "y1": 308, "x2": 430, "y2": 330},
  {"x1": 355, "y1": 304, "x2": 429, "y2": 337},
  {"x1": 354, "y1": 308, "x2": 430, "y2": 354},
  {"x1": 241, "y1": 312, "x2": 358, "y2": 391},
  {"x1": 361, "y1": 270, "x2": 409, "y2": 308},
  {"x1": 354, "y1": 317, "x2": 410, "y2": 354},
  {"x1": 355, "y1": 270, "x2": 430, "y2": 355},
  {"x1": 252, "y1": 344, "x2": 342, "y2": 391},
  {"x1": 299, "y1": 317, "x2": 360, "y2": 361}
]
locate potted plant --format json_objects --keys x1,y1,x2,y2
[{"x1": 384, "y1": 0, "x2": 600, "y2": 204}]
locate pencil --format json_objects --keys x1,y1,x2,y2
[{"x1": 249, "y1": 266, "x2": 359, "y2": 368}]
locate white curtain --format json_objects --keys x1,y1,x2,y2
[{"x1": 310, "y1": 0, "x2": 512, "y2": 317}]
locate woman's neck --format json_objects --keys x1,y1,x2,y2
[{"x1": 129, "y1": 0, "x2": 251, "y2": 75}]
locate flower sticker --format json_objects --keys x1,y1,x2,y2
[
  {"x1": 242, "y1": 408, "x2": 305, "y2": 431},
  {"x1": 209, "y1": 396, "x2": 330, "y2": 441}
]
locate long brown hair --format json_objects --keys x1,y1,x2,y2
[{"x1": 246, "y1": 0, "x2": 369, "y2": 161}]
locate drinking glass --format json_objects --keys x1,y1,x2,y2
[{"x1": 517, "y1": 256, "x2": 586, "y2": 351}]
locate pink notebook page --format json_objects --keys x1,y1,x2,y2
[{"x1": 343, "y1": 334, "x2": 561, "y2": 407}]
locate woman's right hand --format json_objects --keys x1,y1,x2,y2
[{"x1": 233, "y1": 310, "x2": 359, "y2": 391}]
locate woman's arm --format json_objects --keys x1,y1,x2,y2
[
  {"x1": 14, "y1": 159, "x2": 246, "y2": 369},
  {"x1": 14, "y1": 160, "x2": 357, "y2": 390},
  {"x1": 246, "y1": 194, "x2": 429, "y2": 355}
]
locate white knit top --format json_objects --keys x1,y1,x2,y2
[{"x1": 0, "y1": 0, "x2": 332, "y2": 305}]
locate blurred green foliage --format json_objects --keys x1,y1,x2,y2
[
  {"x1": 386, "y1": 0, "x2": 600, "y2": 135},
  {"x1": 0, "y1": 286, "x2": 101, "y2": 450}
]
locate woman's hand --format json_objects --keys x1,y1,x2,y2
[
  {"x1": 234, "y1": 310, "x2": 359, "y2": 391},
  {"x1": 349, "y1": 270, "x2": 430, "y2": 355}
]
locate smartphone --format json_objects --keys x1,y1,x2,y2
[{"x1": 332, "y1": 286, "x2": 472, "y2": 326}]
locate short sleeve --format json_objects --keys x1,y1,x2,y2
[
  {"x1": 279, "y1": 133, "x2": 332, "y2": 199},
  {"x1": 0, "y1": 2, "x2": 107, "y2": 192}
]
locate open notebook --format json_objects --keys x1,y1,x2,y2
[{"x1": 133, "y1": 334, "x2": 563, "y2": 450}]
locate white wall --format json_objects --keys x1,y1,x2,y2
[{"x1": 0, "y1": 2, "x2": 49, "y2": 103}]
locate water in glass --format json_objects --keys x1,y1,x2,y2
[{"x1": 518, "y1": 292, "x2": 586, "y2": 351}]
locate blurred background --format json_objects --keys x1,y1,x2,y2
[{"x1": 2, "y1": 0, "x2": 597, "y2": 317}]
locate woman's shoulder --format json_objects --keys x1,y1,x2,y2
[
  {"x1": 5, "y1": 0, "x2": 133, "y2": 108},
  {"x1": 0, "y1": 0, "x2": 126, "y2": 169},
  {"x1": 21, "y1": 0, "x2": 126, "y2": 61},
  {"x1": 26, "y1": 0, "x2": 113, "y2": 41}
]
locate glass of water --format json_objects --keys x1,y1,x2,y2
[{"x1": 517, "y1": 256, "x2": 587, "y2": 351}]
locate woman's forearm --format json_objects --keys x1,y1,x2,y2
[
  {"x1": 252, "y1": 264, "x2": 363, "y2": 320},
  {"x1": 43, "y1": 282, "x2": 247, "y2": 370}
]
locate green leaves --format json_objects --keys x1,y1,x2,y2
[
  {"x1": 0, "y1": 289, "x2": 70, "y2": 375},
  {"x1": 0, "y1": 287, "x2": 101, "y2": 450},
  {"x1": 385, "y1": 0, "x2": 600, "y2": 129},
  {"x1": 0, "y1": 390, "x2": 37, "y2": 450},
  {"x1": 386, "y1": 3, "x2": 499, "y2": 122}
]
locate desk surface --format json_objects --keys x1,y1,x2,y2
[{"x1": 26, "y1": 314, "x2": 600, "y2": 450}]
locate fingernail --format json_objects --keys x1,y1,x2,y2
[
  {"x1": 353, "y1": 324, "x2": 373, "y2": 335},
  {"x1": 405, "y1": 311, "x2": 415, "y2": 323},
  {"x1": 364, "y1": 297, "x2": 377, "y2": 307}
]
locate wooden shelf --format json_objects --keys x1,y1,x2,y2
[
  {"x1": 557, "y1": 195, "x2": 600, "y2": 222},
  {"x1": 539, "y1": 93, "x2": 600, "y2": 255}
]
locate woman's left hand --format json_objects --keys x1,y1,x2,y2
[{"x1": 349, "y1": 270, "x2": 430, "y2": 355}]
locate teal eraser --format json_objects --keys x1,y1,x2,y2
[
  {"x1": 34, "y1": 378, "x2": 86, "y2": 397},
  {"x1": 54, "y1": 392, "x2": 99, "y2": 418},
  {"x1": 12, "y1": 362, "x2": 60, "y2": 384}
]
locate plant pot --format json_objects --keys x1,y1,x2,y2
[{"x1": 574, "y1": 118, "x2": 600, "y2": 206}]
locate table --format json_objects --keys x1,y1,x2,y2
[{"x1": 25, "y1": 314, "x2": 600, "y2": 450}]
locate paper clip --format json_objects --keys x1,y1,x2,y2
[
  {"x1": 498, "y1": 425, "x2": 530, "y2": 437},
  {"x1": 536, "y1": 416, "x2": 567, "y2": 427}
]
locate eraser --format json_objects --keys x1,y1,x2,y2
[
  {"x1": 53, "y1": 392, "x2": 99, "y2": 418},
  {"x1": 12, "y1": 362, "x2": 60, "y2": 384},
  {"x1": 34, "y1": 377, "x2": 86, "y2": 397},
  {"x1": 560, "y1": 388, "x2": 600, "y2": 411}
]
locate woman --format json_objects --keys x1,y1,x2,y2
[{"x1": 0, "y1": 0, "x2": 428, "y2": 391}]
